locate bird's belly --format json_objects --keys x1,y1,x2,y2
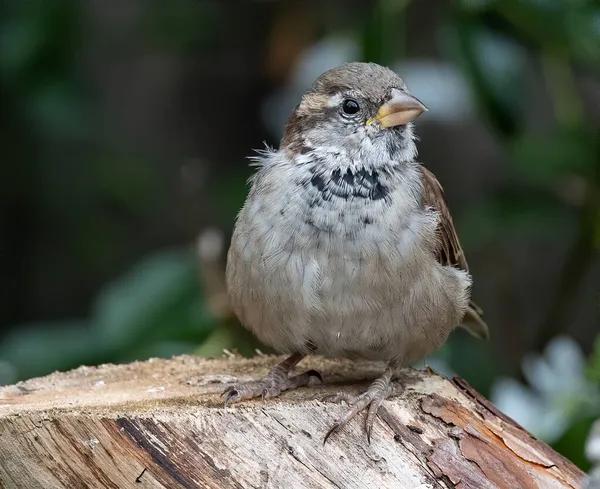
[
  {"x1": 227, "y1": 208, "x2": 470, "y2": 366},
  {"x1": 286, "y1": 249, "x2": 463, "y2": 364}
]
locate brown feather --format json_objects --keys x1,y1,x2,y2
[{"x1": 420, "y1": 166, "x2": 489, "y2": 340}]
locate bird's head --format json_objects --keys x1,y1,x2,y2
[{"x1": 281, "y1": 62, "x2": 427, "y2": 169}]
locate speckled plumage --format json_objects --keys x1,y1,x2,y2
[
  {"x1": 223, "y1": 62, "x2": 487, "y2": 440},
  {"x1": 227, "y1": 150, "x2": 470, "y2": 365}
]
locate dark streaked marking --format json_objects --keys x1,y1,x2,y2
[
  {"x1": 136, "y1": 468, "x2": 147, "y2": 483},
  {"x1": 356, "y1": 169, "x2": 379, "y2": 186},
  {"x1": 385, "y1": 133, "x2": 403, "y2": 159},
  {"x1": 117, "y1": 418, "x2": 244, "y2": 489},
  {"x1": 304, "y1": 216, "x2": 333, "y2": 233},
  {"x1": 308, "y1": 167, "x2": 389, "y2": 201},
  {"x1": 370, "y1": 183, "x2": 386, "y2": 200},
  {"x1": 310, "y1": 173, "x2": 327, "y2": 193},
  {"x1": 117, "y1": 418, "x2": 195, "y2": 488},
  {"x1": 343, "y1": 169, "x2": 354, "y2": 185},
  {"x1": 46, "y1": 420, "x2": 120, "y2": 489}
]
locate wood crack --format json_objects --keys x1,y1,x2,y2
[
  {"x1": 0, "y1": 355, "x2": 586, "y2": 489},
  {"x1": 379, "y1": 406, "x2": 447, "y2": 489}
]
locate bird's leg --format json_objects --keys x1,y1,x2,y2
[
  {"x1": 324, "y1": 365, "x2": 398, "y2": 444},
  {"x1": 223, "y1": 353, "x2": 322, "y2": 405}
]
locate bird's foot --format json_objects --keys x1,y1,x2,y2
[
  {"x1": 223, "y1": 354, "x2": 322, "y2": 406},
  {"x1": 324, "y1": 369, "x2": 396, "y2": 444}
]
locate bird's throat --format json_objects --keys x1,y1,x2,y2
[{"x1": 307, "y1": 166, "x2": 389, "y2": 202}]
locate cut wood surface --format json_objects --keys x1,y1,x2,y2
[{"x1": 0, "y1": 354, "x2": 586, "y2": 489}]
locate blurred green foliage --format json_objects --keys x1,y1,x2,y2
[
  {"x1": 0, "y1": 2, "x2": 87, "y2": 137},
  {"x1": 0, "y1": 0, "x2": 598, "y2": 471},
  {"x1": 554, "y1": 415, "x2": 597, "y2": 471},
  {"x1": 0, "y1": 249, "x2": 215, "y2": 382},
  {"x1": 590, "y1": 338, "x2": 600, "y2": 383}
]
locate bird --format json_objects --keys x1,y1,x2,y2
[{"x1": 223, "y1": 61, "x2": 489, "y2": 442}]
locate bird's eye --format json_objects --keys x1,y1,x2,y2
[{"x1": 341, "y1": 99, "x2": 360, "y2": 115}]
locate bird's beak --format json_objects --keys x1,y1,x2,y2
[{"x1": 367, "y1": 89, "x2": 428, "y2": 128}]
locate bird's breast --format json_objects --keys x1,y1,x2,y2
[
  {"x1": 308, "y1": 166, "x2": 389, "y2": 202},
  {"x1": 226, "y1": 162, "x2": 463, "y2": 361}
]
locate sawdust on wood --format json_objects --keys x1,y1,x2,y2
[{"x1": 0, "y1": 354, "x2": 586, "y2": 489}]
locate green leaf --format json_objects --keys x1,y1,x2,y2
[
  {"x1": 0, "y1": 320, "x2": 103, "y2": 382},
  {"x1": 195, "y1": 321, "x2": 270, "y2": 359},
  {"x1": 92, "y1": 249, "x2": 214, "y2": 352},
  {"x1": 0, "y1": 248, "x2": 218, "y2": 382},
  {"x1": 122, "y1": 341, "x2": 198, "y2": 364},
  {"x1": 552, "y1": 414, "x2": 596, "y2": 471},
  {"x1": 589, "y1": 336, "x2": 600, "y2": 383}
]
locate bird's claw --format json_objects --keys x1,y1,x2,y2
[
  {"x1": 365, "y1": 397, "x2": 383, "y2": 444},
  {"x1": 305, "y1": 369, "x2": 324, "y2": 384},
  {"x1": 221, "y1": 368, "x2": 323, "y2": 407},
  {"x1": 366, "y1": 422, "x2": 373, "y2": 445},
  {"x1": 324, "y1": 422, "x2": 342, "y2": 444},
  {"x1": 323, "y1": 374, "x2": 395, "y2": 444},
  {"x1": 222, "y1": 386, "x2": 241, "y2": 407},
  {"x1": 324, "y1": 391, "x2": 367, "y2": 405},
  {"x1": 323, "y1": 392, "x2": 354, "y2": 404}
]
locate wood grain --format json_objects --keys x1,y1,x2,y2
[{"x1": 0, "y1": 355, "x2": 586, "y2": 488}]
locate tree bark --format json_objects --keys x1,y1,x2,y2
[{"x1": 0, "y1": 354, "x2": 585, "y2": 489}]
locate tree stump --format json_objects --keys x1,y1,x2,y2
[{"x1": 0, "y1": 355, "x2": 586, "y2": 489}]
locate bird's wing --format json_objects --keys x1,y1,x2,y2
[{"x1": 420, "y1": 166, "x2": 489, "y2": 340}]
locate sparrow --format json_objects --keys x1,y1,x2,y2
[{"x1": 224, "y1": 62, "x2": 489, "y2": 442}]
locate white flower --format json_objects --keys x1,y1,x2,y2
[
  {"x1": 491, "y1": 336, "x2": 600, "y2": 443},
  {"x1": 586, "y1": 419, "x2": 600, "y2": 489}
]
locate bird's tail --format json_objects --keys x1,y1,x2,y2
[{"x1": 459, "y1": 301, "x2": 490, "y2": 340}]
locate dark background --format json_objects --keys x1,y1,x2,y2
[{"x1": 0, "y1": 0, "x2": 598, "y2": 469}]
